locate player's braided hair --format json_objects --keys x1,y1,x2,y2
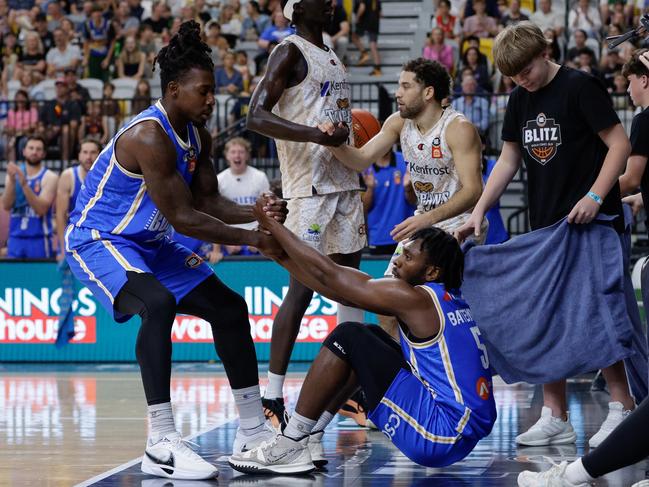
[
  {"x1": 154, "y1": 20, "x2": 214, "y2": 95},
  {"x1": 410, "y1": 227, "x2": 464, "y2": 290}
]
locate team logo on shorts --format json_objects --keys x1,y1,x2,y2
[
  {"x1": 184, "y1": 147, "x2": 198, "y2": 173},
  {"x1": 303, "y1": 223, "x2": 322, "y2": 243},
  {"x1": 476, "y1": 377, "x2": 490, "y2": 400},
  {"x1": 185, "y1": 253, "x2": 203, "y2": 268},
  {"x1": 522, "y1": 113, "x2": 562, "y2": 165}
]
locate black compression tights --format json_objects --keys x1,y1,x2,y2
[
  {"x1": 115, "y1": 272, "x2": 259, "y2": 405},
  {"x1": 582, "y1": 396, "x2": 649, "y2": 478}
]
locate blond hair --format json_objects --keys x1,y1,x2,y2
[
  {"x1": 224, "y1": 136, "x2": 251, "y2": 154},
  {"x1": 493, "y1": 22, "x2": 548, "y2": 76}
]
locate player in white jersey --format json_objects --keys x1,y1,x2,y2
[
  {"x1": 246, "y1": 0, "x2": 367, "y2": 423},
  {"x1": 320, "y1": 58, "x2": 485, "y2": 338}
]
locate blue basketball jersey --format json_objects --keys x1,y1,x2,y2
[
  {"x1": 70, "y1": 101, "x2": 201, "y2": 243},
  {"x1": 69, "y1": 165, "x2": 83, "y2": 210},
  {"x1": 9, "y1": 166, "x2": 53, "y2": 238},
  {"x1": 398, "y1": 282, "x2": 497, "y2": 440}
]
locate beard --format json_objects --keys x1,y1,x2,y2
[
  {"x1": 399, "y1": 100, "x2": 425, "y2": 120},
  {"x1": 25, "y1": 158, "x2": 42, "y2": 167}
]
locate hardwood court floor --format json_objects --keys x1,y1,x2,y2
[{"x1": 0, "y1": 364, "x2": 647, "y2": 487}]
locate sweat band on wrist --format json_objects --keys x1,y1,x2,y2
[{"x1": 587, "y1": 191, "x2": 603, "y2": 205}]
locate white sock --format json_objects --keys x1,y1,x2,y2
[
  {"x1": 337, "y1": 303, "x2": 364, "y2": 325},
  {"x1": 284, "y1": 412, "x2": 317, "y2": 440},
  {"x1": 313, "y1": 411, "x2": 335, "y2": 432},
  {"x1": 148, "y1": 402, "x2": 176, "y2": 442},
  {"x1": 565, "y1": 458, "x2": 595, "y2": 484},
  {"x1": 232, "y1": 385, "x2": 265, "y2": 430},
  {"x1": 264, "y1": 371, "x2": 285, "y2": 399}
]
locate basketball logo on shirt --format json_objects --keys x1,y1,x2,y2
[
  {"x1": 432, "y1": 137, "x2": 443, "y2": 159},
  {"x1": 393, "y1": 170, "x2": 402, "y2": 185},
  {"x1": 476, "y1": 377, "x2": 490, "y2": 400},
  {"x1": 522, "y1": 113, "x2": 562, "y2": 165},
  {"x1": 184, "y1": 147, "x2": 198, "y2": 173},
  {"x1": 185, "y1": 253, "x2": 203, "y2": 268}
]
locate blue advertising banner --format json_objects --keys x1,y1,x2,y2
[{"x1": 0, "y1": 259, "x2": 389, "y2": 362}]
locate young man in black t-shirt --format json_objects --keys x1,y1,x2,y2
[{"x1": 457, "y1": 21, "x2": 636, "y2": 452}]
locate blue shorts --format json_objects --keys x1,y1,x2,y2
[
  {"x1": 7, "y1": 235, "x2": 53, "y2": 259},
  {"x1": 368, "y1": 369, "x2": 479, "y2": 468},
  {"x1": 64, "y1": 225, "x2": 214, "y2": 322}
]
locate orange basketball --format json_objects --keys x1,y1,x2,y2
[{"x1": 351, "y1": 109, "x2": 381, "y2": 148}]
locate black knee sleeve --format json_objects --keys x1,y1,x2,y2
[{"x1": 323, "y1": 321, "x2": 367, "y2": 362}]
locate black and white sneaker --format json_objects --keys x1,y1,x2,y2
[{"x1": 141, "y1": 432, "x2": 218, "y2": 480}]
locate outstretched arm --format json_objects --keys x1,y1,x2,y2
[
  {"x1": 253, "y1": 202, "x2": 435, "y2": 333},
  {"x1": 247, "y1": 43, "x2": 348, "y2": 146},
  {"x1": 322, "y1": 112, "x2": 403, "y2": 172}
]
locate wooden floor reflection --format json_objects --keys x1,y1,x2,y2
[{"x1": 0, "y1": 364, "x2": 647, "y2": 487}]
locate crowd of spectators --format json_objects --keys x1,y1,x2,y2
[{"x1": 424, "y1": 0, "x2": 649, "y2": 143}]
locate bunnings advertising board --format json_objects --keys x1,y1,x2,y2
[{"x1": 0, "y1": 259, "x2": 388, "y2": 362}]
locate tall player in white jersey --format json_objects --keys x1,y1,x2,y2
[
  {"x1": 247, "y1": 0, "x2": 367, "y2": 423},
  {"x1": 321, "y1": 58, "x2": 485, "y2": 336}
]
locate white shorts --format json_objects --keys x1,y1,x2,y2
[
  {"x1": 285, "y1": 191, "x2": 366, "y2": 255},
  {"x1": 383, "y1": 217, "x2": 488, "y2": 276}
]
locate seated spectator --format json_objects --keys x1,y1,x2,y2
[
  {"x1": 602, "y1": 24, "x2": 634, "y2": 62},
  {"x1": 500, "y1": 0, "x2": 529, "y2": 26},
  {"x1": 137, "y1": 23, "x2": 158, "y2": 76},
  {"x1": 362, "y1": 150, "x2": 416, "y2": 255},
  {"x1": 116, "y1": 35, "x2": 145, "y2": 79},
  {"x1": 566, "y1": 28, "x2": 589, "y2": 63},
  {"x1": 463, "y1": 0, "x2": 501, "y2": 19},
  {"x1": 576, "y1": 47, "x2": 604, "y2": 82},
  {"x1": 14, "y1": 31, "x2": 46, "y2": 82},
  {"x1": 113, "y1": 0, "x2": 141, "y2": 38},
  {"x1": 490, "y1": 73, "x2": 514, "y2": 119},
  {"x1": 464, "y1": 34, "x2": 490, "y2": 67},
  {"x1": 324, "y1": 0, "x2": 350, "y2": 63},
  {"x1": 431, "y1": 0, "x2": 458, "y2": 40},
  {"x1": 3, "y1": 89, "x2": 38, "y2": 162},
  {"x1": 17, "y1": 70, "x2": 45, "y2": 101},
  {"x1": 258, "y1": 9, "x2": 295, "y2": 50},
  {"x1": 544, "y1": 28, "x2": 562, "y2": 62},
  {"x1": 530, "y1": 0, "x2": 564, "y2": 36},
  {"x1": 46, "y1": 27, "x2": 82, "y2": 78},
  {"x1": 423, "y1": 27, "x2": 454, "y2": 74},
  {"x1": 1, "y1": 136, "x2": 58, "y2": 259},
  {"x1": 452, "y1": 73, "x2": 489, "y2": 138},
  {"x1": 215, "y1": 50, "x2": 244, "y2": 95},
  {"x1": 568, "y1": 0, "x2": 601, "y2": 37},
  {"x1": 462, "y1": 0, "x2": 499, "y2": 37},
  {"x1": 47, "y1": 1, "x2": 66, "y2": 31},
  {"x1": 601, "y1": 48, "x2": 624, "y2": 89},
  {"x1": 64, "y1": 67, "x2": 90, "y2": 115},
  {"x1": 194, "y1": 0, "x2": 214, "y2": 24},
  {"x1": 37, "y1": 77, "x2": 81, "y2": 162},
  {"x1": 240, "y1": 0, "x2": 270, "y2": 41},
  {"x1": 33, "y1": 12, "x2": 55, "y2": 53},
  {"x1": 82, "y1": 3, "x2": 117, "y2": 81},
  {"x1": 205, "y1": 20, "x2": 229, "y2": 67},
  {"x1": 234, "y1": 50, "x2": 253, "y2": 94},
  {"x1": 611, "y1": 71, "x2": 630, "y2": 110},
  {"x1": 60, "y1": 17, "x2": 83, "y2": 49},
  {"x1": 601, "y1": 0, "x2": 628, "y2": 28},
  {"x1": 1, "y1": 31, "x2": 21, "y2": 89},
  {"x1": 79, "y1": 99, "x2": 108, "y2": 143},
  {"x1": 131, "y1": 78, "x2": 151, "y2": 114},
  {"x1": 456, "y1": 46, "x2": 492, "y2": 92},
  {"x1": 101, "y1": 81, "x2": 121, "y2": 135},
  {"x1": 217, "y1": 137, "x2": 270, "y2": 245},
  {"x1": 141, "y1": 1, "x2": 171, "y2": 37},
  {"x1": 219, "y1": 4, "x2": 242, "y2": 47}
]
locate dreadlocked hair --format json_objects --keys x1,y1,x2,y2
[
  {"x1": 410, "y1": 227, "x2": 464, "y2": 290},
  {"x1": 154, "y1": 20, "x2": 214, "y2": 95}
]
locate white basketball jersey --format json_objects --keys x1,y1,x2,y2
[
  {"x1": 400, "y1": 108, "x2": 480, "y2": 233},
  {"x1": 272, "y1": 34, "x2": 360, "y2": 198}
]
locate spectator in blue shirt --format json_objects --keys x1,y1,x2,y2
[
  {"x1": 215, "y1": 51, "x2": 244, "y2": 95},
  {"x1": 362, "y1": 151, "x2": 416, "y2": 255},
  {"x1": 257, "y1": 10, "x2": 295, "y2": 50},
  {"x1": 452, "y1": 73, "x2": 490, "y2": 138}
]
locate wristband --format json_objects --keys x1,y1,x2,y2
[{"x1": 587, "y1": 191, "x2": 603, "y2": 205}]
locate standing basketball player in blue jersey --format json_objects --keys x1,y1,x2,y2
[
  {"x1": 55, "y1": 139, "x2": 102, "y2": 261},
  {"x1": 65, "y1": 21, "x2": 286, "y2": 480},
  {"x1": 229, "y1": 203, "x2": 497, "y2": 474},
  {"x1": 2, "y1": 136, "x2": 58, "y2": 259}
]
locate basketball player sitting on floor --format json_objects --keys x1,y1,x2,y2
[{"x1": 228, "y1": 200, "x2": 497, "y2": 475}]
